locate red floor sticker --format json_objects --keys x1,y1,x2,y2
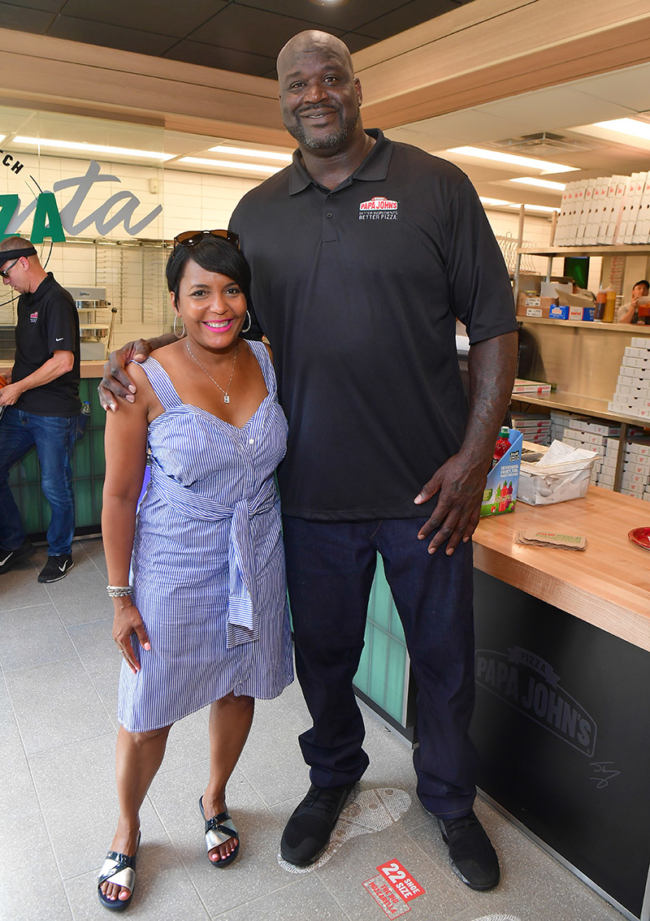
[
  {"x1": 363, "y1": 875, "x2": 411, "y2": 917},
  {"x1": 376, "y1": 859, "x2": 425, "y2": 903}
]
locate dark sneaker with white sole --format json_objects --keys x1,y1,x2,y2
[
  {"x1": 281, "y1": 781, "x2": 357, "y2": 866},
  {"x1": 437, "y1": 811, "x2": 500, "y2": 891},
  {"x1": 38, "y1": 554, "x2": 74, "y2": 583},
  {"x1": 0, "y1": 539, "x2": 36, "y2": 575}
]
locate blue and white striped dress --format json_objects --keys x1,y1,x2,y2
[{"x1": 117, "y1": 340, "x2": 294, "y2": 733}]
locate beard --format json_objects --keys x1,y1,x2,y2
[{"x1": 284, "y1": 105, "x2": 360, "y2": 150}]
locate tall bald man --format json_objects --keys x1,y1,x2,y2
[
  {"x1": 102, "y1": 31, "x2": 518, "y2": 890},
  {"x1": 0, "y1": 236, "x2": 81, "y2": 582}
]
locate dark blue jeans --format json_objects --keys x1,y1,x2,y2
[
  {"x1": 0, "y1": 407, "x2": 79, "y2": 557},
  {"x1": 282, "y1": 515, "x2": 478, "y2": 819}
]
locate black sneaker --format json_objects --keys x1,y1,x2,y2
[
  {"x1": 38, "y1": 554, "x2": 74, "y2": 583},
  {"x1": 0, "y1": 539, "x2": 35, "y2": 575},
  {"x1": 280, "y1": 781, "x2": 357, "y2": 866},
  {"x1": 437, "y1": 810, "x2": 500, "y2": 891}
]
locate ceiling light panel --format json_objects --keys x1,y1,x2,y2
[
  {"x1": 479, "y1": 197, "x2": 511, "y2": 206},
  {"x1": 14, "y1": 136, "x2": 173, "y2": 160},
  {"x1": 209, "y1": 145, "x2": 292, "y2": 162},
  {"x1": 593, "y1": 118, "x2": 650, "y2": 140},
  {"x1": 479, "y1": 197, "x2": 560, "y2": 213},
  {"x1": 447, "y1": 146, "x2": 578, "y2": 173},
  {"x1": 507, "y1": 203, "x2": 560, "y2": 212},
  {"x1": 179, "y1": 157, "x2": 282, "y2": 174},
  {"x1": 509, "y1": 177, "x2": 566, "y2": 191}
]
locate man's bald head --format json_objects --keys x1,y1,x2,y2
[
  {"x1": 277, "y1": 31, "x2": 353, "y2": 82},
  {"x1": 276, "y1": 31, "x2": 364, "y2": 153}
]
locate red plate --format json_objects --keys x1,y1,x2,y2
[{"x1": 628, "y1": 527, "x2": 650, "y2": 550}]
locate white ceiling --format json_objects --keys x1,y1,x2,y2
[{"x1": 387, "y1": 60, "x2": 650, "y2": 212}]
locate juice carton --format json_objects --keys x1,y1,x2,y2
[{"x1": 480, "y1": 428, "x2": 523, "y2": 517}]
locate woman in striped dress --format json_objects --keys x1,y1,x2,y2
[{"x1": 99, "y1": 231, "x2": 293, "y2": 911}]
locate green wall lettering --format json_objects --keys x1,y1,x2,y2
[
  {"x1": 0, "y1": 194, "x2": 20, "y2": 239},
  {"x1": 30, "y1": 192, "x2": 66, "y2": 243}
]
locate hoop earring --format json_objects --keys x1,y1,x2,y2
[
  {"x1": 173, "y1": 315, "x2": 185, "y2": 339},
  {"x1": 241, "y1": 310, "x2": 252, "y2": 334}
]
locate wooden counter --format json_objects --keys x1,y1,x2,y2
[
  {"x1": 472, "y1": 486, "x2": 650, "y2": 652},
  {"x1": 470, "y1": 488, "x2": 650, "y2": 921}
]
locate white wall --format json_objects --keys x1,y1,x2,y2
[
  {"x1": 2, "y1": 152, "x2": 567, "y2": 348},
  {"x1": 0, "y1": 152, "x2": 261, "y2": 345}
]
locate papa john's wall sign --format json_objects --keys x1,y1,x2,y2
[{"x1": 475, "y1": 645, "x2": 597, "y2": 757}]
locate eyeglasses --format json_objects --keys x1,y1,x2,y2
[
  {"x1": 0, "y1": 258, "x2": 19, "y2": 279},
  {"x1": 173, "y1": 229, "x2": 240, "y2": 250}
]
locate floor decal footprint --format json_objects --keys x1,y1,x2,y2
[
  {"x1": 472, "y1": 915, "x2": 522, "y2": 921},
  {"x1": 278, "y1": 786, "x2": 411, "y2": 873}
]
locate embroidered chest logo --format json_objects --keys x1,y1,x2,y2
[
  {"x1": 359, "y1": 196, "x2": 399, "y2": 221},
  {"x1": 29, "y1": 311, "x2": 38, "y2": 323}
]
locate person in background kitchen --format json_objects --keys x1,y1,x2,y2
[
  {"x1": 0, "y1": 236, "x2": 82, "y2": 582},
  {"x1": 619, "y1": 279, "x2": 650, "y2": 324}
]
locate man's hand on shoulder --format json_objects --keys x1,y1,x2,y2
[{"x1": 98, "y1": 338, "x2": 153, "y2": 411}]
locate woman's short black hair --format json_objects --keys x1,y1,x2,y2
[
  {"x1": 633, "y1": 279, "x2": 650, "y2": 290},
  {"x1": 165, "y1": 236, "x2": 251, "y2": 303}
]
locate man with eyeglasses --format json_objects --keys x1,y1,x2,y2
[
  {"x1": 100, "y1": 31, "x2": 518, "y2": 892},
  {"x1": 0, "y1": 236, "x2": 81, "y2": 582}
]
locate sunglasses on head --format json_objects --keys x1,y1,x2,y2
[
  {"x1": 0, "y1": 258, "x2": 19, "y2": 279},
  {"x1": 173, "y1": 229, "x2": 240, "y2": 250}
]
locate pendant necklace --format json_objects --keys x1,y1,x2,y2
[{"x1": 186, "y1": 340, "x2": 239, "y2": 403}]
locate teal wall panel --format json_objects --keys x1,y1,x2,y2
[{"x1": 354, "y1": 554, "x2": 409, "y2": 726}]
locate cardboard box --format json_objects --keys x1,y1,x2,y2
[
  {"x1": 541, "y1": 281, "x2": 572, "y2": 302},
  {"x1": 566, "y1": 305, "x2": 595, "y2": 321},
  {"x1": 516, "y1": 295, "x2": 555, "y2": 319},
  {"x1": 620, "y1": 365, "x2": 650, "y2": 379},
  {"x1": 627, "y1": 441, "x2": 650, "y2": 458},
  {"x1": 622, "y1": 356, "x2": 650, "y2": 370},
  {"x1": 625, "y1": 346, "x2": 650, "y2": 359},
  {"x1": 570, "y1": 420, "x2": 620, "y2": 436},
  {"x1": 549, "y1": 305, "x2": 571, "y2": 320},
  {"x1": 480, "y1": 428, "x2": 523, "y2": 518},
  {"x1": 622, "y1": 481, "x2": 646, "y2": 494},
  {"x1": 625, "y1": 458, "x2": 650, "y2": 474}
]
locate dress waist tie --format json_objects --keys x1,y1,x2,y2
[{"x1": 148, "y1": 465, "x2": 277, "y2": 648}]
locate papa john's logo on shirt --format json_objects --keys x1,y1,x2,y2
[
  {"x1": 30, "y1": 311, "x2": 38, "y2": 323},
  {"x1": 359, "y1": 196, "x2": 399, "y2": 221}
]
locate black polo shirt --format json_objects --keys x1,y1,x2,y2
[
  {"x1": 13, "y1": 273, "x2": 81, "y2": 416},
  {"x1": 231, "y1": 129, "x2": 517, "y2": 521}
]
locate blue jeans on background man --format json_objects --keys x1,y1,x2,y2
[
  {"x1": 282, "y1": 515, "x2": 478, "y2": 819},
  {"x1": 0, "y1": 406, "x2": 78, "y2": 556}
]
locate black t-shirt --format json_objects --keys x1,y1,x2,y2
[
  {"x1": 13, "y1": 273, "x2": 81, "y2": 416},
  {"x1": 231, "y1": 129, "x2": 517, "y2": 520}
]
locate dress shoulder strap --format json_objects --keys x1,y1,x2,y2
[
  {"x1": 247, "y1": 340, "x2": 276, "y2": 395},
  {"x1": 130, "y1": 357, "x2": 183, "y2": 410}
]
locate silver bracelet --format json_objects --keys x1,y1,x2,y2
[{"x1": 107, "y1": 585, "x2": 133, "y2": 597}]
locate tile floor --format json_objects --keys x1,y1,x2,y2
[{"x1": 0, "y1": 538, "x2": 627, "y2": 921}]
